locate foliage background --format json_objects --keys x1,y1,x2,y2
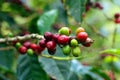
[{"x1": 0, "y1": 0, "x2": 120, "y2": 80}]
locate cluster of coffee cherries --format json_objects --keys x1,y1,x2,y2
[
  {"x1": 114, "y1": 13, "x2": 120, "y2": 24},
  {"x1": 14, "y1": 27, "x2": 93, "y2": 57},
  {"x1": 86, "y1": 1, "x2": 103, "y2": 12}
]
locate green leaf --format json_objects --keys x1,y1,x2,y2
[
  {"x1": 66, "y1": 0, "x2": 86, "y2": 22},
  {"x1": 37, "y1": 9, "x2": 58, "y2": 34},
  {"x1": 39, "y1": 58, "x2": 79, "y2": 80},
  {"x1": 0, "y1": 44, "x2": 14, "y2": 69},
  {"x1": 90, "y1": 67, "x2": 111, "y2": 80},
  {"x1": 17, "y1": 54, "x2": 49, "y2": 80},
  {"x1": 71, "y1": 60, "x2": 110, "y2": 80},
  {"x1": 0, "y1": 12, "x2": 15, "y2": 27}
]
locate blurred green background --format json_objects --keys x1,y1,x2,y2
[{"x1": 0, "y1": 0, "x2": 120, "y2": 80}]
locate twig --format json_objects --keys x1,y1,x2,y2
[
  {"x1": 40, "y1": 54, "x2": 84, "y2": 60},
  {"x1": 0, "y1": 33, "x2": 44, "y2": 43},
  {"x1": 0, "y1": 46, "x2": 13, "y2": 51}
]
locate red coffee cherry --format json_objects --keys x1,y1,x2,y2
[
  {"x1": 58, "y1": 35, "x2": 69, "y2": 45},
  {"x1": 114, "y1": 13, "x2": 120, "y2": 19},
  {"x1": 47, "y1": 48, "x2": 56, "y2": 55},
  {"x1": 114, "y1": 19, "x2": 120, "y2": 24},
  {"x1": 30, "y1": 43, "x2": 37, "y2": 51},
  {"x1": 44, "y1": 32, "x2": 53, "y2": 40},
  {"x1": 39, "y1": 39, "x2": 46, "y2": 48},
  {"x1": 95, "y1": 2, "x2": 103, "y2": 9},
  {"x1": 19, "y1": 46, "x2": 27, "y2": 54},
  {"x1": 46, "y1": 41, "x2": 56, "y2": 50},
  {"x1": 35, "y1": 45, "x2": 45, "y2": 55},
  {"x1": 77, "y1": 32, "x2": 88, "y2": 42},
  {"x1": 23, "y1": 41, "x2": 31, "y2": 48},
  {"x1": 82, "y1": 37, "x2": 93, "y2": 47},
  {"x1": 52, "y1": 33, "x2": 60, "y2": 43}
]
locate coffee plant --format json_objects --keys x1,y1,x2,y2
[{"x1": 0, "y1": 0, "x2": 120, "y2": 80}]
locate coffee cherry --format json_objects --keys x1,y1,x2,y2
[
  {"x1": 76, "y1": 27, "x2": 85, "y2": 35},
  {"x1": 27, "y1": 49, "x2": 34, "y2": 55},
  {"x1": 114, "y1": 13, "x2": 120, "y2": 19},
  {"x1": 15, "y1": 42, "x2": 22, "y2": 48},
  {"x1": 95, "y1": 2, "x2": 103, "y2": 9},
  {"x1": 58, "y1": 27, "x2": 70, "y2": 36},
  {"x1": 52, "y1": 33, "x2": 60, "y2": 43},
  {"x1": 46, "y1": 41, "x2": 56, "y2": 50},
  {"x1": 62, "y1": 45, "x2": 71, "y2": 55},
  {"x1": 12, "y1": 40, "x2": 18, "y2": 46},
  {"x1": 72, "y1": 46, "x2": 81, "y2": 57},
  {"x1": 114, "y1": 19, "x2": 120, "y2": 24},
  {"x1": 82, "y1": 37, "x2": 93, "y2": 47},
  {"x1": 58, "y1": 35, "x2": 69, "y2": 45},
  {"x1": 103, "y1": 55, "x2": 118, "y2": 63},
  {"x1": 8, "y1": 32, "x2": 13, "y2": 37},
  {"x1": 39, "y1": 39, "x2": 46, "y2": 48},
  {"x1": 44, "y1": 32, "x2": 53, "y2": 40},
  {"x1": 69, "y1": 36, "x2": 76, "y2": 44},
  {"x1": 35, "y1": 45, "x2": 45, "y2": 55},
  {"x1": 19, "y1": 46, "x2": 27, "y2": 54},
  {"x1": 30, "y1": 43, "x2": 37, "y2": 51},
  {"x1": 48, "y1": 48, "x2": 56, "y2": 55},
  {"x1": 70, "y1": 39, "x2": 78, "y2": 47},
  {"x1": 77, "y1": 32, "x2": 88, "y2": 42},
  {"x1": 23, "y1": 41, "x2": 31, "y2": 48}
]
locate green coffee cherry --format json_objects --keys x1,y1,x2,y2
[
  {"x1": 72, "y1": 46, "x2": 81, "y2": 57},
  {"x1": 58, "y1": 27, "x2": 70, "y2": 36},
  {"x1": 27, "y1": 49, "x2": 34, "y2": 55},
  {"x1": 8, "y1": 32, "x2": 13, "y2": 37},
  {"x1": 70, "y1": 39, "x2": 78, "y2": 47},
  {"x1": 15, "y1": 42, "x2": 22, "y2": 49},
  {"x1": 62, "y1": 45, "x2": 71, "y2": 55},
  {"x1": 103, "y1": 56, "x2": 118, "y2": 63}
]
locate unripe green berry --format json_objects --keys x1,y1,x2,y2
[
  {"x1": 70, "y1": 39, "x2": 78, "y2": 47},
  {"x1": 8, "y1": 32, "x2": 13, "y2": 37},
  {"x1": 27, "y1": 49, "x2": 34, "y2": 55},
  {"x1": 72, "y1": 46, "x2": 81, "y2": 57},
  {"x1": 62, "y1": 45, "x2": 71, "y2": 55},
  {"x1": 58, "y1": 27, "x2": 70, "y2": 36},
  {"x1": 15, "y1": 42, "x2": 22, "y2": 49},
  {"x1": 103, "y1": 56, "x2": 118, "y2": 63}
]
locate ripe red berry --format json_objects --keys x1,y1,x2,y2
[
  {"x1": 46, "y1": 41, "x2": 56, "y2": 50},
  {"x1": 58, "y1": 35, "x2": 69, "y2": 45},
  {"x1": 47, "y1": 48, "x2": 56, "y2": 55},
  {"x1": 39, "y1": 39, "x2": 46, "y2": 48},
  {"x1": 44, "y1": 32, "x2": 53, "y2": 40},
  {"x1": 23, "y1": 41, "x2": 31, "y2": 48},
  {"x1": 95, "y1": 2, "x2": 103, "y2": 9},
  {"x1": 30, "y1": 43, "x2": 37, "y2": 51},
  {"x1": 114, "y1": 19, "x2": 120, "y2": 24},
  {"x1": 77, "y1": 32, "x2": 88, "y2": 42},
  {"x1": 82, "y1": 37, "x2": 93, "y2": 47},
  {"x1": 35, "y1": 45, "x2": 45, "y2": 55},
  {"x1": 52, "y1": 33, "x2": 60, "y2": 43},
  {"x1": 19, "y1": 46, "x2": 27, "y2": 54},
  {"x1": 114, "y1": 13, "x2": 120, "y2": 19}
]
